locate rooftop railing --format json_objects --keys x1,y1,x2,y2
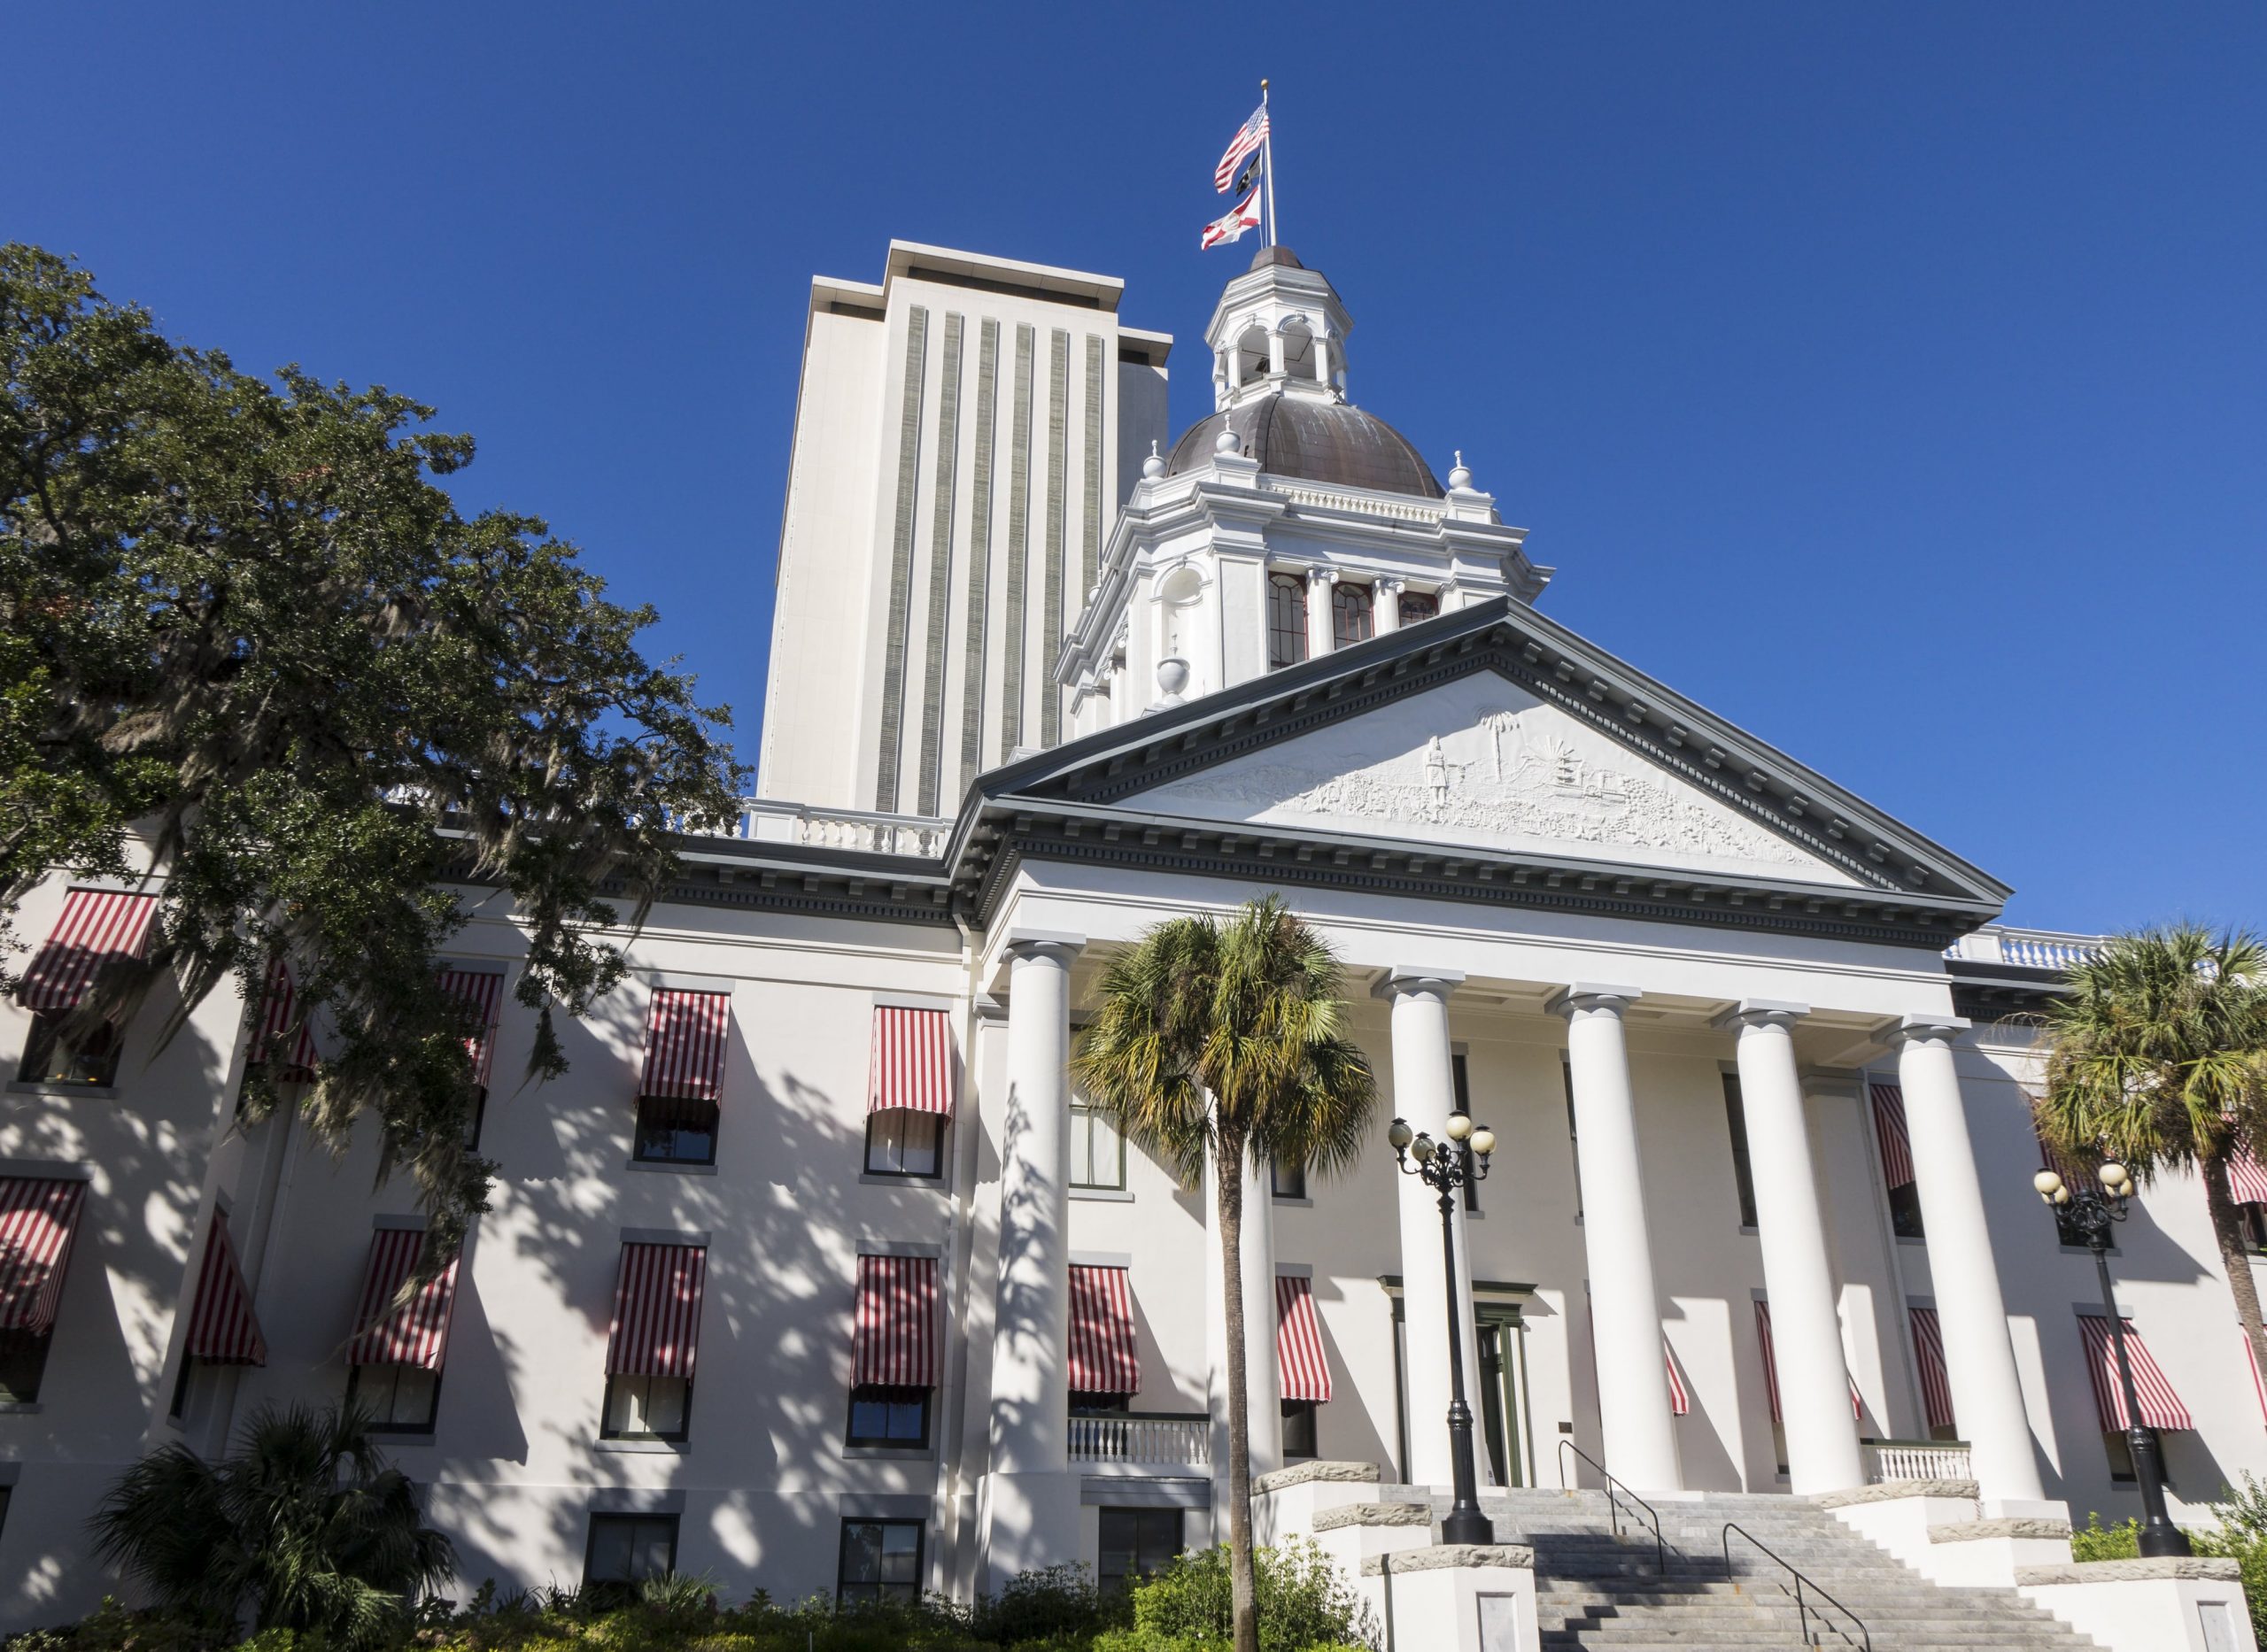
[
  {"x1": 1945, "y1": 926, "x2": 2108, "y2": 972},
  {"x1": 682, "y1": 800, "x2": 952, "y2": 858}
]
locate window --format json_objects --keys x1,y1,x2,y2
[
  {"x1": 602, "y1": 1373, "x2": 691, "y2": 1442},
  {"x1": 1281, "y1": 1399, "x2": 1319, "y2": 1459},
  {"x1": 1722, "y1": 1075, "x2": 1759, "y2": 1229},
  {"x1": 838, "y1": 1518, "x2": 923, "y2": 1604},
  {"x1": 1886, "y1": 1179, "x2": 1925, "y2": 1241},
  {"x1": 2105, "y1": 1428, "x2": 2172, "y2": 1488},
  {"x1": 632, "y1": 1092, "x2": 718, "y2": 1166},
  {"x1": 1070, "y1": 1100, "x2": 1126, "y2": 1190},
  {"x1": 1330, "y1": 583, "x2": 1373, "y2": 648},
  {"x1": 0, "y1": 1330, "x2": 52, "y2": 1404},
  {"x1": 1266, "y1": 573, "x2": 1308, "y2": 669},
  {"x1": 464, "y1": 1088, "x2": 488, "y2": 1153},
  {"x1": 2242, "y1": 1204, "x2": 2267, "y2": 1255},
  {"x1": 847, "y1": 1384, "x2": 932, "y2": 1448},
  {"x1": 347, "y1": 1363, "x2": 441, "y2": 1432},
  {"x1": 1397, "y1": 591, "x2": 1439, "y2": 627},
  {"x1": 1453, "y1": 1052, "x2": 1479, "y2": 1214},
  {"x1": 1270, "y1": 1157, "x2": 1306, "y2": 1200},
  {"x1": 1560, "y1": 1059, "x2": 1582, "y2": 1220},
  {"x1": 1070, "y1": 1391, "x2": 1130, "y2": 1415},
  {"x1": 865, "y1": 1110, "x2": 942, "y2": 1177},
  {"x1": 585, "y1": 1513, "x2": 677, "y2": 1605},
  {"x1": 17, "y1": 1015, "x2": 120, "y2": 1088},
  {"x1": 1097, "y1": 1507, "x2": 1183, "y2": 1595}
]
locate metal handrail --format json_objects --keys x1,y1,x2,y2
[
  {"x1": 1556, "y1": 1439, "x2": 1667, "y2": 1574},
  {"x1": 1722, "y1": 1522, "x2": 1871, "y2": 1652}
]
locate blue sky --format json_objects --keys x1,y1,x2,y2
[{"x1": 10, "y1": 4, "x2": 2263, "y2": 933}]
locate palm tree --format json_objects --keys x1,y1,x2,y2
[
  {"x1": 2036, "y1": 924, "x2": 2267, "y2": 1384},
  {"x1": 91, "y1": 1400, "x2": 454, "y2": 1646},
  {"x1": 1072, "y1": 894, "x2": 1376, "y2": 1652}
]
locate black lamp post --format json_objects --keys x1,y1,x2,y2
[
  {"x1": 1388, "y1": 1107, "x2": 1496, "y2": 1546},
  {"x1": 2032, "y1": 1159, "x2": 2192, "y2": 1558}
]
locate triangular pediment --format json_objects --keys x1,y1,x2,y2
[
  {"x1": 974, "y1": 598, "x2": 2010, "y2": 917},
  {"x1": 1126, "y1": 669, "x2": 1861, "y2": 886}
]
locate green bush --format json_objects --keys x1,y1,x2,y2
[
  {"x1": 2070, "y1": 1512, "x2": 2140, "y2": 1563},
  {"x1": 1124, "y1": 1540, "x2": 1376, "y2": 1652}
]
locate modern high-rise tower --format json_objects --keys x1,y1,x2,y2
[{"x1": 757, "y1": 243, "x2": 1172, "y2": 815}]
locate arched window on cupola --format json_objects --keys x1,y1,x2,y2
[
  {"x1": 1234, "y1": 325, "x2": 1271, "y2": 386},
  {"x1": 1398, "y1": 590, "x2": 1440, "y2": 627},
  {"x1": 1331, "y1": 581, "x2": 1373, "y2": 647},
  {"x1": 1266, "y1": 572, "x2": 1308, "y2": 669},
  {"x1": 1279, "y1": 319, "x2": 1317, "y2": 383}
]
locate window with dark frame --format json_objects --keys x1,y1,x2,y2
[
  {"x1": 1070, "y1": 1391, "x2": 1131, "y2": 1414},
  {"x1": 1885, "y1": 1178, "x2": 1926, "y2": 1241},
  {"x1": 632, "y1": 1092, "x2": 719, "y2": 1166},
  {"x1": 464, "y1": 1087, "x2": 488, "y2": 1153},
  {"x1": 864, "y1": 1110, "x2": 942, "y2": 1178},
  {"x1": 837, "y1": 1518, "x2": 923, "y2": 1604},
  {"x1": 601, "y1": 1373, "x2": 692, "y2": 1442},
  {"x1": 584, "y1": 1512, "x2": 677, "y2": 1605},
  {"x1": 17, "y1": 1015, "x2": 120, "y2": 1088},
  {"x1": 1097, "y1": 1506, "x2": 1184, "y2": 1595},
  {"x1": 2104, "y1": 1428, "x2": 2171, "y2": 1488},
  {"x1": 1330, "y1": 582, "x2": 1373, "y2": 648},
  {"x1": 347, "y1": 1363, "x2": 441, "y2": 1433},
  {"x1": 847, "y1": 1384, "x2": 932, "y2": 1448},
  {"x1": 1281, "y1": 1398, "x2": 1319, "y2": 1459},
  {"x1": 1453, "y1": 1052, "x2": 1479, "y2": 1214},
  {"x1": 0, "y1": 1330, "x2": 53, "y2": 1404},
  {"x1": 2243, "y1": 1203, "x2": 2267, "y2": 1255},
  {"x1": 1397, "y1": 591, "x2": 1439, "y2": 627},
  {"x1": 1266, "y1": 572, "x2": 1309, "y2": 669},
  {"x1": 1722, "y1": 1075, "x2": 1760, "y2": 1229},
  {"x1": 1270, "y1": 1157, "x2": 1306, "y2": 1200}
]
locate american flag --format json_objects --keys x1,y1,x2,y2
[{"x1": 1214, "y1": 104, "x2": 1269, "y2": 192}]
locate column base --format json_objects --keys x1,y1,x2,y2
[{"x1": 977, "y1": 1470, "x2": 1082, "y2": 1594}]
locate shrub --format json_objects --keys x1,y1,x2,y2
[
  {"x1": 1126, "y1": 1540, "x2": 1376, "y2": 1652},
  {"x1": 967, "y1": 1565, "x2": 1117, "y2": 1647},
  {"x1": 2070, "y1": 1512, "x2": 2140, "y2": 1563}
]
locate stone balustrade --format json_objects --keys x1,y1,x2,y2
[{"x1": 1066, "y1": 1410, "x2": 1211, "y2": 1468}]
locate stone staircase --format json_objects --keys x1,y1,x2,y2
[{"x1": 1375, "y1": 1484, "x2": 2105, "y2": 1649}]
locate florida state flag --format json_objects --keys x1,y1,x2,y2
[{"x1": 1202, "y1": 189, "x2": 1261, "y2": 251}]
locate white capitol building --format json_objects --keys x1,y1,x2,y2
[{"x1": 2, "y1": 237, "x2": 2259, "y2": 1647}]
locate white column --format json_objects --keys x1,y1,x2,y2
[
  {"x1": 1895, "y1": 1015, "x2": 2046, "y2": 1505},
  {"x1": 1313, "y1": 333, "x2": 1333, "y2": 390},
  {"x1": 1373, "y1": 578, "x2": 1404, "y2": 636},
  {"x1": 1268, "y1": 329, "x2": 1287, "y2": 376},
  {"x1": 1305, "y1": 567, "x2": 1335, "y2": 660},
  {"x1": 1552, "y1": 985, "x2": 1683, "y2": 1494},
  {"x1": 983, "y1": 931, "x2": 1083, "y2": 1588},
  {"x1": 1722, "y1": 1001, "x2": 1864, "y2": 1494},
  {"x1": 1206, "y1": 1144, "x2": 1281, "y2": 1498},
  {"x1": 1380, "y1": 968, "x2": 1482, "y2": 1487}
]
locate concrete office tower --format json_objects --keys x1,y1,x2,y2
[{"x1": 758, "y1": 243, "x2": 1172, "y2": 815}]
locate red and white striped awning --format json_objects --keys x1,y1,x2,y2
[
  {"x1": 867, "y1": 1006, "x2": 955, "y2": 1117},
  {"x1": 1665, "y1": 1347, "x2": 1691, "y2": 1417},
  {"x1": 20, "y1": 889, "x2": 159, "y2": 1013},
  {"x1": 0, "y1": 1177, "x2": 87, "y2": 1335},
  {"x1": 1869, "y1": 1082, "x2": 1917, "y2": 1192},
  {"x1": 1753, "y1": 1301, "x2": 1861, "y2": 1424},
  {"x1": 2077, "y1": 1313, "x2": 2191, "y2": 1432},
  {"x1": 1068, "y1": 1264, "x2": 1141, "y2": 1395},
  {"x1": 251, "y1": 959, "x2": 321, "y2": 1078},
  {"x1": 1910, "y1": 1307, "x2": 1956, "y2": 1433},
  {"x1": 185, "y1": 1211, "x2": 267, "y2": 1365},
  {"x1": 605, "y1": 1242, "x2": 707, "y2": 1379},
  {"x1": 851, "y1": 1254, "x2": 939, "y2": 1388},
  {"x1": 1275, "y1": 1275, "x2": 1332, "y2": 1404},
  {"x1": 346, "y1": 1228, "x2": 460, "y2": 1370},
  {"x1": 2228, "y1": 1144, "x2": 2267, "y2": 1207},
  {"x1": 638, "y1": 989, "x2": 731, "y2": 1102},
  {"x1": 437, "y1": 968, "x2": 504, "y2": 1086}
]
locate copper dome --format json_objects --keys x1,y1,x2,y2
[{"x1": 1164, "y1": 394, "x2": 1444, "y2": 500}]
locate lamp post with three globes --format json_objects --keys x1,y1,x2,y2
[
  {"x1": 2031, "y1": 1157, "x2": 2192, "y2": 1558},
  {"x1": 1388, "y1": 1106, "x2": 1497, "y2": 1546}
]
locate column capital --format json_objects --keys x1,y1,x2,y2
[
  {"x1": 1306, "y1": 564, "x2": 1339, "y2": 587},
  {"x1": 1375, "y1": 575, "x2": 1406, "y2": 596},
  {"x1": 1003, "y1": 930, "x2": 1086, "y2": 969},
  {"x1": 1888, "y1": 1013, "x2": 1970, "y2": 1047},
  {"x1": 1372, "y1": 965, "x2": 1464, "y2": 1003},
  {"x1": 1712, "y1": 998, "x2": 1810, "y2": 1032},
  {"x1": 1549, "y1": 983, "x2": 1644, "y2": 1020}
]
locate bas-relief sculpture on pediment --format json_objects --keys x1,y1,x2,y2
[{"x1": 1134, "y1": 673, "x2": 1862, "y2": 887}]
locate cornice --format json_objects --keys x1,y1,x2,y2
[{"x1": 953, "y1": 802, "x2": 1992, "y2": 952}]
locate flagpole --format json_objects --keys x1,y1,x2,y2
[{"x1": 1261, "y1": 78, "x2": 1279, "y2": 248}]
